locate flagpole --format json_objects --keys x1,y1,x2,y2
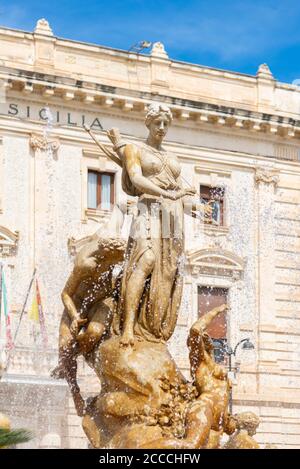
[
  {"x1": 0, "y1": 263, "x2": 2, "y2": 376},
  {"x1": 4, "y1": 267, "x2": 37, "y2": 372},
  {"x1": 0, "y1": 262, "x2": 3, "y2": 324}
]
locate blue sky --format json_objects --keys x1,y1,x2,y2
[{"x1": 1, "y1": 0, "x2": 300, "y2": 84}]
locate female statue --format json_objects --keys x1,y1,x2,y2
[{"x1": 115, "y1": 103, "x2": 211, "y2": 345}]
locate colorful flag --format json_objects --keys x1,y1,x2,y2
[
  {"x1": 36, "y1": 280, "x2": 47, "y2": 348},
  {"x1": 28, "y1": 284, "x2": 39, "y2": 322},
  {"x1": 28, "y1": 279, "x2": 48, "y2": 348},
  {"x1": 0, "y1": 265, "x2": 14, "y2": 350}
]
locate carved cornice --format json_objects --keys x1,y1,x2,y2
[
  {"x1": 186, "y1": 247, "x2": 245, "y2": 280},
  {"x1": 195, "y1": 165, "x2": 232, "y2": 178},
  {"x1": 255, "y1": 168, "x2": 279, "y2": 186},
  {"x1": 30, "y1": 134, "x2": 60, "y2": 152},
  {"x1": 1, "y1": 70, "x2": 300, "y2": 142},
  {"x1": 0, "y1": 226, "x2": 19, "y2": 256}
]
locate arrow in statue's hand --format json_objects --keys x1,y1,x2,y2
[{"x1": 83, "y1": 124, "x2": 122, "y2": 167}]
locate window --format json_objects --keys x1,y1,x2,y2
[
  {"x1": 88, "y1": 171, "x2": 115, "y2": 210},
  {"x1": 198, "y1": 286, "x2": 228, "y2": 363},
  {"x1": 200, "y1": 185, "x2": 225, "y2": 226}
]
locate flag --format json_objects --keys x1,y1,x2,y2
[
  {"x1": 28, "y1": 279, "x2": 48, "y2": 348},
  {"x1": 28, "y1": 284, "x2": 39, "y2": 322},
  {"x1": 0, "y1": 265, "x2": 14, "y2": 350},
  {"x1": 36, "y1": 280, "x2": 48, "y2": 348}
]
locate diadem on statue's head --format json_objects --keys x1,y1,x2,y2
[{"x1": 145, "y1": 103, "x2": 173, "y2": 128}]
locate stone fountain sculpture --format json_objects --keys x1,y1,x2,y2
[{"x1": 52, "y1": 104, "x2": 260, "y2": 449}]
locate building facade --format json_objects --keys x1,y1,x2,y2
[{"x1": 0, "y1": 19, "x2": 300, "y2": 448}]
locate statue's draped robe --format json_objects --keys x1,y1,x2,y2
[{"x1": 117, "y1": 143, "x2": 184, "y2": 342}]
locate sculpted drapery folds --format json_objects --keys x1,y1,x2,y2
[
  {"x1": 53, "y1": 103, "x2": 260, "y2": 448},
  {"x1": 115, "y1": 104, "x2": 195, "y2": 346}
]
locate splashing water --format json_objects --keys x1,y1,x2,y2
[{"x1": 43, "y1": 106, "x2": 54, "y2": 135}]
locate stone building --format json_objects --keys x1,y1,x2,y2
[{"x1": 0, "y1": 19, "x2": 300, "y2": 448}]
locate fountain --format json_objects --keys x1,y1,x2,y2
[{"x1": 51, "y1": 103, "x2": 261, "y2": 449}]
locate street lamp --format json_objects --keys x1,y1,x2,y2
[
  {"x1": 213, "y1": 338, "x2": 255, "y2": 414},
  {"x1": 128, "y1": 41, "x2": 152, "y2": 54}
]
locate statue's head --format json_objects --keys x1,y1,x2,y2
[
  {"x1": 100, "y1": 237, "x2": 126, "y2": 263},
  {"x1": 145, "y1": 103, "x2": 173, "y2": 142},
  {"x1": 234, "y1": 412, "x2": 260, "y2": 435}
]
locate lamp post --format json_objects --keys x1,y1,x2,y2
[
  {"x1": 213, "y1": 338, "x2": 255, "y2": 414},
  {"x1": 128, "y1": 41, "x2": 152, "y2": 53}
]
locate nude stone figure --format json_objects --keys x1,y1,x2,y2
[
  {"x1": 223, "y1": 412, "x2": 260, "y2": 449},
  {"x1": 52, "y1": 236, "x2": 126, "y2": 416}
]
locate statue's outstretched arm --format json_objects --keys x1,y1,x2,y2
[
  {"x1": 191, "y1": 304, "x2": 228, "y2": 333},
  {"x1": 61, "y1": 271, "x2": 88, "y2": 339},
  {"x1": 184, "y1": 198, "x2": 215, "y2": 222},
  {"x1": 61, "y1": 239, "x2": 99, "y2": 324},
  {"x1": 61, "y1": 270, "x2": 83, "y2": 321},
  {"x1": 174, "y1": 176, "x2": 212, "y2": 221}
]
